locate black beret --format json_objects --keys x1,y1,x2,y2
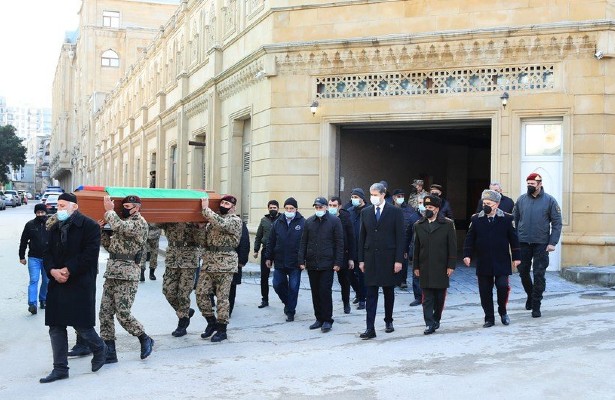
[{"x1": 221, "y1": 195, "x2": 237, "y2": 205}]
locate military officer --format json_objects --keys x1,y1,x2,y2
[
  {"x1": 195, "y1": 195, "x2": 242, "y2": 343},
  {"x1": 99, "y1": 195, "x2": 154, "y2": 363},
  {"x1": 156, "y1": 222, "x2": 200, "y2": 337}
]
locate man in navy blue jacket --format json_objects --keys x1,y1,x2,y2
[
  {"x1": 464, "y1": 190, "x2": 521, "y2": 327},
  {"x1": 265, "y1": 197, "x2": 305, "y2": 322},
  {"x1": 19, "y1": 203, "x2": 50, "y2": 314}
]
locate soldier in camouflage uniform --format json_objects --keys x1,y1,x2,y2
[
  {"x1": 156, "y1": 222, "x2": 200, "y2": 337},
  {"x1": 139, "y1": 223, "x2": 162, "y2": 281},
  {"x1": 99, "y1": 195, "x2": 154, "y2": 363},
  {"x1": 196, "y1": 195, "x2": 242, "y2": 342}
]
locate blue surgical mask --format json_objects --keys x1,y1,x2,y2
[
  {"x1": 351, "y1": 198, "x2": 361, "y2": 207},
  {"x1": 328, "y1": 207, "x2": 338, "y2": 215},
  {"x1": 57, "y1": 210, "x2": 70, "y2": 221},
  {"x1": 315, "y1": 210, "x2": 326, "y2": 218},
  {"x1": 284, "y1": 211, "x2": 295, "y2": 219},
  {"x1": 395, "y1": 197, "x2": 405, "y2": 205},
  {"x1": 418, "y1": 204, "x2": 426, "y2": 213}
]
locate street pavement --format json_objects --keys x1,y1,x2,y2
[{"x1": 1, "y1": 204, "x2": 614, "y2": 399}]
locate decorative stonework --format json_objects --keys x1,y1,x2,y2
[
  {"x1": 246, "y1": 0, "x2": 265, "y2": 20},
  {"x1": 276, "y1": 34, "x2": 594, "y2": 76},
  {"x1": 185, "y1": 94, "x2": 209, "y2": 118},
  {"x1": 217, "y1": 60, "x2": 264, "y2": 100},
  {"x1": 223, "y1": 0, "x2": 237, "y2": 39},
  {"x1": 161, "y1": 111, "x2": 178, "y2": 129},
  {"x1": 315, "y1": 65, "x2": 555, "y2": 98}
]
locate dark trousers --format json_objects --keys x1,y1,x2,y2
[
  {"x1": 307, "y1": 269, "x2": 334, "y2": 324},
  {"x1": 412, "y1": 274, "x2": 422, "y2": 301},
  {"x1": 350, "y1": 267, "x2": 366, "y2": 302},
  {"x1": 49, "y1": 325, "x2": 104, "y2": 372},
  {"x1": 518, "y1": 243, "x2": 549, "y2": 309},
  {"x1": 336, "y1": 268, "x2": 352, "y2": 305},
  {"x1": 259, "y1": 255, "x2": 270, "y2": 302},
  {"x1": 400, "y1": 257, "x2": 408, "y2": 284},
  {"x1": 229, "y1": 283, "x2": 237, "y2": 316},
  {"x1": 365, "y1": 286, "x2": 395, "y2": 330},
  {"x1": 478, "y1": 275, "x2": 510, "y2": 322},
  {"x1": 422, "y1": 288, "x2": 447, "y2": 328}
]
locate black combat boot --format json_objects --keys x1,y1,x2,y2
[
  {"x1": 172, "y1": 317, "x2": 190, "y2": 337},
  {"x1": 200, "y1": 316, "x2": 217, "y2": 339},
  {"x1": 149, "y1": 268, "x2": 156, "y2": 280},
  {"x1": 91, "y1": 341, "x2": 108, "y2": 372},
  {"x1": 104, "y1": 340, "x2": 118, "y2": 364},
  {"x1": 140, "y1": 268, "x2": 145, "y2": 282},
  {"x1": 138, "y1": 333, "x2": 154, "y2": 359},
  {"x1": 211, "y1": 323, "x2": 227, "y2": 342}
]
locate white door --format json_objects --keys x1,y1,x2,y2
[{"x1": 519, "y1": 120, "x2": 563, "y2": 271}]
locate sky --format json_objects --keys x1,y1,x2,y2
[{"x1": 0, "y1": 0, "x2": 81, "y2": 108}]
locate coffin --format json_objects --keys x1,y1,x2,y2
[{"x1": 74, "y1": 186, "x2": 221, "y2": 223}]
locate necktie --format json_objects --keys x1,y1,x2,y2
[
  {"x1": 488, "y1": 217, "x2": 493, "y2": 223},
  {"x1": 376, "y1": 206, "x2": 381, "y2": 222}
]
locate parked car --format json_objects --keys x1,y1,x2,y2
[
  {"x1": 0, "y1": 194, "x2": 6, "y2": 210},
  {"x1": 26, "y1": 192, "x2": 33, "y2": 199},
  {"x1": 4, "y1": 190, "x2": 21, "y2": 206},
  {"x1": 45, "y1": 193, "x2": 60, "y2": 214},
  {"x1": 3, "y1": 192, "x2": 19, "y2": 207},
  {"x1": 18, "y1": 191, "x2": 27, "y2": 204}
]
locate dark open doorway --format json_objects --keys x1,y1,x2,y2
[{"x1": 338, "y1": 119, "x2": 492, "y2": 247}]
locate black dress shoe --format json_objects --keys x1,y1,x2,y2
[
  {"x1": 409, "y1": 299, "x2": 422, "y2": 307},
  {"x1": 286, "y1": 314, "x2": 294, "y2": 322},
  {"x1": 359, "y1": 329, "x2": 376, "y2": 340},
  {"x1": 39, "y1": 301, "x2": 46, "y2": 309},
  {"x1": 321, "y1": 322, "x2": 332, "y2": 333},
  {"x1": 483, "y1": 321, "x2": 495, "y2": 328},
  {"x1": 352, "y1": 297, "x2": 359, "y2": 304},
  {"x1": 309, "y1": 321, "x2": 323, "y2": 330},
  {"x1": 343, "y1": 304, "x2": 351, "y2": 314},
  {"x1": 501, "y1": 314, "x2": 510, "y2": 325},
  {"x1": 28, "y1": 304, "x2": 37, "y2": 315},
  {"x1": 423, "y1": 325, "x2": 436, "y2": 335},
  {"x1": 525, "y1": 297, "x2": 532, "y2": 310},
  {"x1": 433, "y1": 321, "x2": 440, "y2": 330},
  {"x1": 532, "y1": 309, "x2": 541, "y2": 318},
  {"x1": 357, "y1": 301, "x2": 366, "y2": 310},
  {"x1": 385, "y1": 322, "x2": 394, "y2": 333},
  {"x1": 258, "y1": 301, "x2": 269, "y2": 309},
  {"x1": 39, "y1": 370, "x2": 69, "y2": 383}
]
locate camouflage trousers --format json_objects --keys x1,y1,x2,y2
[
  {"x1": 140, "y1": 237, "x2": 161, "y2": 271},
  {"x1": 196, "y1": 272, "x2": 234, "y2": 325},
  {"x1": 162, "y1": 267, "x2": 197, "y2": 318},
  {"x1": 99, "y1": 278, "x2": 144, "y2": 340}
]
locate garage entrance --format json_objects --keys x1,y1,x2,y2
[{"x1": 337, "y1": 119, "x2": 492, "y2": 248}]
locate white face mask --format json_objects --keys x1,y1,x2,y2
[
  {"x1": 351, "y1": 198, "x2": 361, "y2": 207},
  {"x1": 284, "y1": 211, "x2": 296, "y2": 219},
  {"x1": 370, "y1": 196, "x2": 382, "y2": 206},
  {"x1": 395, "y1": 197, "x2": 404, "y2": 205}
]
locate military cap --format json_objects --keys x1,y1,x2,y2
[
  {"x1": 423, "y1": 194, "x2": 442, "y2": 208},
  {"x1": 122, "y1": 195, "x2": 141, "y2": 204}
]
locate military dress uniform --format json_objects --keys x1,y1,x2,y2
[
  {"x1": 157, "y1": 222, "x2": 201, "y2": 337},
  {"x1": 99, "y1": 196, "x2": 154, "y2": 362},
  {"x1": 195, "y1": 207, "x2": 242, "y2": 342}
]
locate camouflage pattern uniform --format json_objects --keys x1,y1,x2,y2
[
  {"x1": 99, "y1": 209, "x2": 148, "y2": 340},
  {"x1": 140, "y1": 223, "x2": 162, "y2": 271},
  {"x1": 158, "y1": 222, "x2": 200, "y2": 319},
  {"x1": 195, "y1": 208, "x2": 242, "y2": 325}
]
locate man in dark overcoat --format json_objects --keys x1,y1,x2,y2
[
  {"x1": 413, "y1": 194, "x2": 457, "y2": 335},
  {"x1": 464, "y1": 190, "x2": 521, "y2": 328},
  {"x1": 358, "y1": 182, "x2": 405, "y2": 339},
  {"x1": 40, "y1": 193, "x2": 107, "y2": 383}
]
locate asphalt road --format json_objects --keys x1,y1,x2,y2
[{"x1": 1, "y1": 203, "x2": 614, "y2": 399}]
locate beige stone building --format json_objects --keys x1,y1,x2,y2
[{"x1": 52, "y1": 0, "x2": 615, "y2": 269}]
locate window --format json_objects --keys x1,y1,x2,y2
[
  {"x1": 101, "y1": 50, "x2": 119, "y2": 67},
  {"x1": 523, "y1": 122, "x2": 562, "y2": 157},
  {"x1": 170, "y1": 145, "x2": 177, "y2": 188},
  {"x1": 103, "y1": 11, "x2": 120, "y2": 28}
]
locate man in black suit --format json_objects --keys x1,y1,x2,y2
[
  {"x1": 357, "y1": 182, "x2": 405, "y2": 339},
  {"x1": 474, "y1": 182, "x2": 515, "y2": 214},
  {"x1": 464, "y1": 190, "x2": 521, "y2": 327}
]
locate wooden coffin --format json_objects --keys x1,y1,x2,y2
[{"x1": 74, "y1": 187, "x2": 221, "y2": 223}]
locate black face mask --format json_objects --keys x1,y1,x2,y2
[
  {"x1": 424, "y1": 209, "x2": 434, "y2": 219},
  {"x1": 527, "y1": 185, "x2": 537, "y2": 195},
  {"x1": 219, "y1": 205, "x2": 231, "y2": 215},
  {"x1": 483, "y1": 205, "x2": 492, "y2": 214},
  {"x1": 122, "y1": 208, "x2": 133, "y2": 218},
  {"x1": 36, "y1": 215, "x2": 48, "y2": 222},
  {"x1": 269, "y1": 210, "x2": 278, "y2": 218}
]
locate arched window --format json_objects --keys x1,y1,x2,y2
[{"x1": 101, "y1": 50, "x2": 119, "y2": 67}]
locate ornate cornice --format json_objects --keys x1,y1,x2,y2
[
  {"x1": 161, "y1": 111, "x2": 178, "y2": 130},
  {"x1": 185, "y1": 94, "x2": 209, "y2": 118},
  {"x1": 217, "y1": 59, "x2": 264, "y2": 100}
]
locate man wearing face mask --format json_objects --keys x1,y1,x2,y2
[
  {"x1": 429, "y1": 184, "x2": 454, "y2": 220},
  {"x1": 265, "y1": 197, "x2": 305, "y2": 322},
  {"x1": 464, "y1": 190, "x2": 521, "y2": 327},
  {"x1": 327, "y1": 196, "x2": 356, "y2": 314},
  {"x1": 475, "y1": 182, "x2": 515, "y2": 214},
  {"x1": 392, "y1": 189, "x2": 414, "y2": 290},
  {"x1": 99, "y1": 195, "x2": 154, "y2": 363},
  {"x1": 513, "y1": 172, "x2": 562, "y2": 318},
  {"x1": 197, "y1": 195, "x2": 242, "y2": 342},
  {"x1": 413, "y1": 194, "x2": 457, "y2": 335},
  {"x1": 40, "y1": 193, "x2": 107, "y2": 383},
  {"x1": 348, "y1": 188, "x2": 367, "y2": 310},
  {"x1": 358, "y1": 183, "x2": 405, "y2": 339},
  {"x1": 405, "y1": 194, "x2": 425, "y2": 306},
  {"x1": 19, "y1": 203, "x2": 50, "y2": 315},
  {"x1": 298, "y1": 197, "x2": 344, "y2": 332},
  {"x1": 253, "y1": 200, "x2": 279, "y2": 309}
]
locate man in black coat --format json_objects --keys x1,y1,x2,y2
[
  {"x1": 40, "y1": 193, "x2": 107, "y2": 383},
  {"x1": 429, "y1": 184, "x2": 454, "y2": 220},
  {"x1": 358, "y1": 183, "x2": 405, "y2": 339},
  {"x1": 474, "y1": 182, "x2": 515, "y2": 214},
  {"x1": 413, "y1": 195, "x2": 457, "y2": 335},
  {"x1": 298, "y1": 197, "x2": 344, "y2": 332},
  {"x1": 19, "y1": 203, "x2": 50, "y2": 314},
  {"x1": 229, "y1": 220, "x2": 250, "y2": 316},
  {"x1": 328, "y1": 196, "x2": 357, "y2": 314},
  {"x1": 464, "y1": 190, "x2": 521, "y2": 328}
]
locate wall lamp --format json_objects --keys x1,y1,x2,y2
[
  {"x1": 500, "y1": 92, "x2": 509, "y2": 109},
  {"x1": 310, "y1": 100, "x2": 319, "y2": 116}
]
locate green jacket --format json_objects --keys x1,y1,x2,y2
[{"x1": 412, "y1": 216, "x2": 457, "y2": 289}]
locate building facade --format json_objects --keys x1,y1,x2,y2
[{"x1": 52, "y1": 0, "x2": 615, "y2": 268}]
